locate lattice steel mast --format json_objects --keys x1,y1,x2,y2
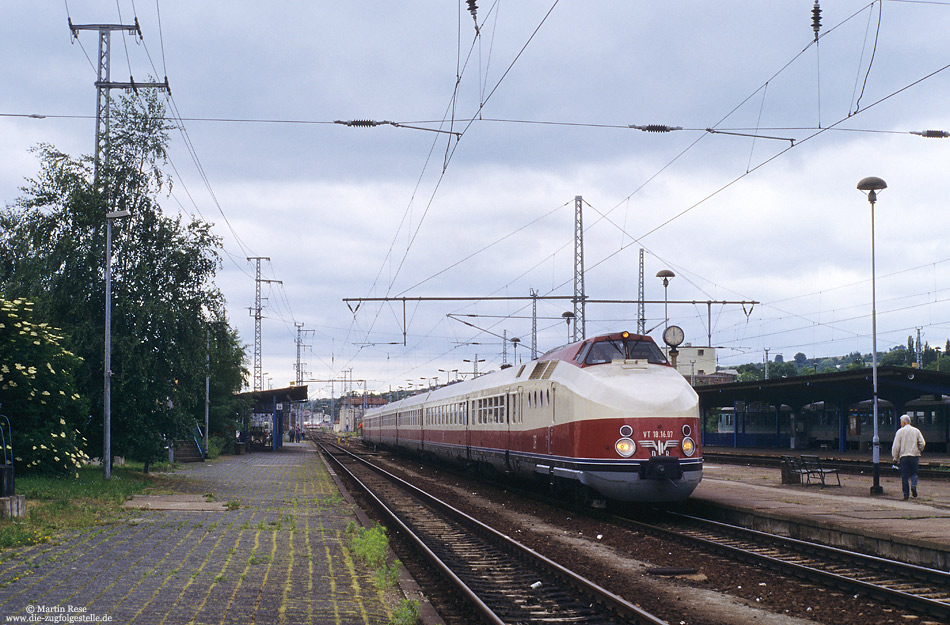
[
  {"x1": 573, "y1": 195, "x2": 586, "y2": 341},
  {"x1": 638, "y1": 249, "x2": 646, "y2": 335},
  {"x1": 247, "y1": 257, "x2": 281, "y2": 392}
]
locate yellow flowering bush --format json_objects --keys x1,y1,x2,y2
[{"x1": 0, "y1": 298, "x2": 88, "y2": 476}]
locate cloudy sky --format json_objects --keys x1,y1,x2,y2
[{"x1": 3, "y1": 1, "x2": 950, "y2": 397}]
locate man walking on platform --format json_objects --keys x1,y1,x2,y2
[{"x1": 892, "y1": 414, "x2": 926, "y2": 500}]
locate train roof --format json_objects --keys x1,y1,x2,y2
[
  {"x1": 366, "y1": 331, "x2": 668, "y2": 417},
  {"x1": 538, "y1": 331, "x2": 663, "y2": 366}
]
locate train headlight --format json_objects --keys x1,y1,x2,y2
[
  {"x1": 681, "y1": 436, "x2": 696, "y2": 457},
  {"x1": 615, "y1": 438, "x2": 636, "y2": 458}
]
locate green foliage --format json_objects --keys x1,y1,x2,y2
[
  {"x1": 389, "y1": 599, "x2": 420, "y2": 625},
  {"x1": 735, "y1": 363, "x2": 762, "y2": 382},
  {"x1": 207, "y1": 435, "x2": 226, "y2": 459},
  {"x1": 348, "y1": 523, "x2": 389, "y2": 568},
  {"x1": 374, "y1": 559, "x2": 401, "y2": 589},
  {"x1": 347, "y1": 522, "x2": 403, "y2": 590},
  {"x1": 0, "y1": 91, "x2": 249, "y2": 468},
  {"x1": 0, "y1": 519, "x2": 48, "y2": 549},
  {"x1": 0, "y1": 298, "x2": 89, "y2": 476},
  {"x1": 0, "y1": 465, "x2": 154, "y2": 549}
]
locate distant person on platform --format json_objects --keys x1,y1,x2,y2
[{"x1": 891, "y1": 414, "x2": 926, "y2": 500}]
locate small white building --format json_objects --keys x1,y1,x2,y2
[
  {"x1": 337, "y1": 395, "x2": 389, "y2": 433},
  {"x1": 671, "y1": 345, "x2": 733, "y2": 385}
]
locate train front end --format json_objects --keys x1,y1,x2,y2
[{"x1": 562, "y1": 332, "x2": 703, "y2": 502}]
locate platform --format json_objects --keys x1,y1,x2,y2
[
  {"x1": 0, "y1": 443, "x2": 393, "y2": 625},
  {"x1": 690, "y1": 450, "x2": 950, "y2": 571}
]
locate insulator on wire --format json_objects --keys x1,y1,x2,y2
[
  {"x1": 812, "y1": 1, "x2": 821, "y2": 41},
  {"x1": 629, "y1": 124, "x2": 682, "y2": 133},
  {"x1": 466, "y1": 0, "x2": 478, "y2": 20},
  {"x1": 911, "y1": 129, "x2": 950, "y2": 139},
  {"x1": 335, "y1": 119, "x2": 381, "y2": 127}
]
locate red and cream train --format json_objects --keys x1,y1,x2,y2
[{"x1": 361, "y1": 331, "x2": 702, "y2": 503}]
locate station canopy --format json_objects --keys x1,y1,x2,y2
[{"x1": 696, "y1": 366, "x2": 950, "y2": 412}]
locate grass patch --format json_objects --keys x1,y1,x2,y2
[
  {"x1": 389, "y1": 599, "x2": 420, "y2": 625},
  {"x1": 0, "y1": 465, "x2": 160, "y2": 549},
  {"x1": 347, "y1": 522, "x2": 402, "y2": 590},
  {"x1": 348, "y1": 523, "x2": 389, "y2": 568}
]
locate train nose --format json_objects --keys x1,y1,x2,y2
[{"x1": 640, "y1": 456, "x2": 683, "y2": 480}]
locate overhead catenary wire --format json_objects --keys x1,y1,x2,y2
[
  {"x1": 408, "y1": 3, "x2": 950, "y2": 370},
  {"x1": 853, "y1": 0, "x2": 884, "y2": 114},
  {"x1": 339, "y1": 0, "x2": 564, "y2": 376},
  {"x1": 49, "y1": 3, "x2": 950, "y2": 387},
  {"x1": 61, "y1": 0, "x2": 259, "y2": 283}
]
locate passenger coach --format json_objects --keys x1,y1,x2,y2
[{"x1": 362, "y1": 331, "x2": 702, "y2": 502}]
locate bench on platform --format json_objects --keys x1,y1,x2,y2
[
  {"x1": 780, "y1": 456, "x2": 809, "y2": 485},
  {"x1": 800, "y1": 454, "x2": 841, "y2": 487}
]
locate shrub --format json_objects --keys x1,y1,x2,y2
[
  {"x1": 0, "y1": 298, "x2": 89, "y2": 477},
  {"x1": 348, "y1": 523, "x2": 389, "y2": 569}
]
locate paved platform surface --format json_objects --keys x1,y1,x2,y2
[
  {"x1": 693, "y1": 452, "x2": 950, "y2": 570},
  {"x1": 0, "y1": 443, "x2": 392, "y2": 625}
]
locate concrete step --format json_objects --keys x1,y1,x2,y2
[{"x1": 173, "y1": 440, "x2": 204, "y2": 463}]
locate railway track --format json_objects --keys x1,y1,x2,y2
[
  {"x1": 627, "y1": 510, "x2": 950, "y2": 621},
  {"x1": 318, "y1": 441, "x2": 669, "y2": 625}
]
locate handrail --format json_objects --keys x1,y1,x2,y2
[
  {"x1": 192, "y1": 422, "x2": 206, "y2": 458},
  {"x1": 0, "y1": 414, "x2": 11, "y2": 466}
]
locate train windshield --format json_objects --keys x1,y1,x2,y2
[{"x1": 582, "y1": 338, "x2": 667, "y2": 366}]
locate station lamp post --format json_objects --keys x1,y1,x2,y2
[
  {"x1": 656, "y1": 269, "x2": 675, "y2": 357},
  {"x1": 561, "y1": 312, "x2": 575, "y2": 343},
  {"x1": 656, "y1": 270, "x2": 675, "y2": 331},
  {"x1": 103, "y1": 208, "x2": 130, "y2": 479},
  {"x1": 857, "y1": 176, "x2": 887, "y2": 496}
]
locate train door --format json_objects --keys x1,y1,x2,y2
[
  {"x1": 547, "y1": 383, "x2": 557, "y2": 455},
  {"x1": 464, "y1": 398, "x2": 472, "y2": 462},
  {"x1": 503, "y1": 390, "x2": 511, "y2": 470},
  {"x1": 420, "y1": 406, "x2": 425, "y2": 454}
]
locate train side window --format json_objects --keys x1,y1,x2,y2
[{"x1": 575, "y1": 342, "x2": 591, "y2": 363}]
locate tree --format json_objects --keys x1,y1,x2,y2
[
  {"x1": 736, "y1": 364, "x2": 762, "y2": 382},
  {"x1": 1, "y1": 91, "x2": 248, "y2": 471},
  {"x1": 793, "y1": 352, "x2": 807, "y2": 368},
  {"x1": 767, "y1": 361, "x2": 798, "y2": 379},
  {"x1": 880, "y1": 347, "x2": 910, "y2": 367}
]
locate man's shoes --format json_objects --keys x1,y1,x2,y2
[
  {"x1": 912, "y1": 488, "x2": 917, "y2": 497},
  {"x1": 903, "y1": 495, "x2": 909, "y2": 500}
]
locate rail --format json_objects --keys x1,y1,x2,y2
[
  {"x1": 628, "y1": 510, "x2": 950, "y2": 621},
  {"x1": 318, "y1": 439, "x2": 669, "y2": 625}
]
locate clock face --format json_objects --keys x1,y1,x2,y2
[{"x1": 663, "y1": 325, "x2": 685, "y2": 347}]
